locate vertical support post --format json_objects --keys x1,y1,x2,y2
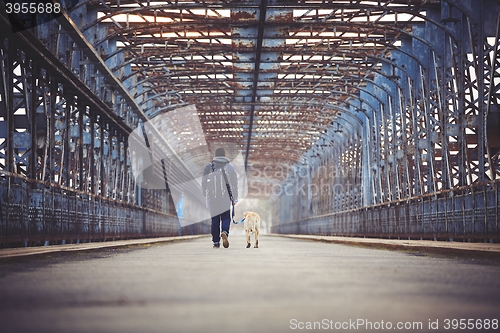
[
  {"x1": 63, "y1": 100, "x2": 70, "y2": 187},
  {"x1": 99, "y1": 118, "x2": 105, "y2": 197},
  {"x1": 29, "y1": 61, "x2": 37, "y2": 181},
  {"x1": 90, "y1": 110, "x2": 95, "y2": 194},
  {"x1": 78, "y1": 102, "x2": 84, "y2": 191},
  {"x1": 48, "y1": 80, "x2": 55, "y2": 184},
  {"x1": 6, "y1": 44, "x2": 14, "y2": 173},
  {"x1": 477, "y1": 2, "x2": 487, "y2": 183}
]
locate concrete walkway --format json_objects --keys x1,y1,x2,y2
[
  {"x1": 2, "y1": 233, "x2": 499, "y2": 259},
  {"x1": 275, "y1": 234, "x2": 500, "y2": 255},
  {"x1": 1, "y1": 234, "x2": 499, "y2": 333},
  {"x1": 0, "y1": 235, "x2": 206, "y2": 258}
]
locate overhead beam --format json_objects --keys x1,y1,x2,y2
[{"x1": 245, "y1": 0, "x2": 268, "y2": 171}]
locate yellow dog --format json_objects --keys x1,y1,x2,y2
[{"x1": 242, "y1": 211, "x2": 261, "y2": 248}]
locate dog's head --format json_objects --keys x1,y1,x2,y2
[
  {"x1": 243, "y1": 211, "x2": 260, "y2": 221},
  {"x1": 238, "y1": 211, "x2": 250, "y2": 224}
]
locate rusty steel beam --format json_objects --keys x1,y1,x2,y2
[
  {"x1": 0, "y1": 12, "x2": 132, "y2": 136},
  {"x1": 247, "y1": 2, "x2": 272, "y2": 169}
]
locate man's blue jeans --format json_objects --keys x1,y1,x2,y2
[{"x1": 211, "y1": 209, "x2": 231, "y2": 245}]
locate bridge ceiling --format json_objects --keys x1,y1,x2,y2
[{"x1": 74, "y1": 0, "x2": 446, "y2": 198}]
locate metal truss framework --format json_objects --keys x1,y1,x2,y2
[
  {"x1": 270, "y1": 0, "x2": 500, "y2": 241},
  {"x1": 0, "y1": 6, "x2": 191, "y2": 245},
  {"x1": 0, "y1": 0, "x2": 499, "y2": 244}
]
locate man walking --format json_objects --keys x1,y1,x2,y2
[{"x1": 202, "y1": 147, "x2": 238, "y2": 248}]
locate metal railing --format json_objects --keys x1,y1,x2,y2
[
  {"x1": 0, "y1": 168, "x2": 209, "y2": 248},
  {"x1": 272, "y1": 181, "x2": 499, "y2": 243}
]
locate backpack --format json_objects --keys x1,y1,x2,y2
[{"x1": 206, "y1": 162, "x2": 234, "y2": 202}]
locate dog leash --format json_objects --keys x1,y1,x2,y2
[
  {"x1": 232, "y1": 217, "x2": 245, "y2": 224},
  {"x1": 218, "y1": 163, "x2": 237, "y2": 224}
]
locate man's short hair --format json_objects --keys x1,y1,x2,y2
[{"x1": 215, "y1": 147, "x2": 226, "y2": 157}]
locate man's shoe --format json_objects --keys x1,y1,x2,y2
[
  {"x1": 213, "y1": 243, "x2": 220, "y2": 248},
  {"x1": 221, "y1": 232, "x2": 229, "y2": 248}
]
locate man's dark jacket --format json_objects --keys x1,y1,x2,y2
[{"x1": 202, "y1": 156, "x2": 238, "y2": 215}]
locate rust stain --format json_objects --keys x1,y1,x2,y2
[
  {"x1": 267, "y1": 11, "x2": 294, "y2": 23},
  {"x1": 231, "y1": 10, "x2": 258, "y2": 22}
]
